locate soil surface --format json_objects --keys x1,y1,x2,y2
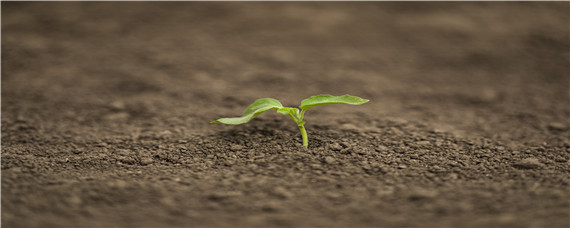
[{"x1": 2, "y1": 2, "x2": 569, "y2": 228}]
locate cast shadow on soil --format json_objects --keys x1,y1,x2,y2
[{"x1": 209, "y1": 119, "x2": 355, "y2": 151}]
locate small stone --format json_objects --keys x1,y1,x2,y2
[
  {"x1": 67, "y1": 195, "x2": 83, "y2": 206},
  {"x1": 324, "y1": 156, "x2": 335, "y2": 164},
  {"x1": 376, "y1": 145, "x2": 389, "y2": 152},
  {"x1": 118, "y1": 149, "x2": 131, "y2": 156},
  {"x1": 158, "y1": 130, "x2": 172, "y2": 137},
  {"x1": 206, "y1": 191, "x2": 243, "y2": 201},
  {"x1": 378, "y1": 166, "x2": 390, "y2": 174},
  {"x1": 16, "y1": 114, "x2": 27, "y2": 123},
  {"x1": 329, "y1": 171, "x2": 346, "y2": 176},
  {"x1": 447, "y1": 161, "x2": 460, "y2": 167},
  {"x1": 140, "y1": 157, "x2": 154, "y2": 165},
  {"x1": 230, "y1": 144, "x2": 244, "y2": 151},
  {"x1": 118, "y1": 156, "x2": 136, "y2": 164},
  {"x1": 224, "y1": 160, "x2": 235, "y2": 166},
  {"x1": 547, "y1": 122, "x2": 567, "y2": 131},
  {"x1": 361, "y1": 162, "x2": 372, "y2": 171},
  {"x1": 397, "y1": 164, "x2": 407, "y2": 169},
  {"x1": 103, "y1": 112, "x2": 130, "y2": 121},
  {"x1": 328, "y1": 143, "x2": 343, "y2": 151},
  {"x1": 449, "y1": 173, "x2": 459, "y2": 180},
  {"x1": 261, "y1": 200, "x2": 281, "y2": 212},
  {"x1": 513, "y1": 158, "x2": 543, "y2": 169},
  {"x1": 108, "y1": 180, "x2": 127, "y2": 189},
  {"x1": 159, "y1": 196, "x2": 176, "y2": 207},
  {"x1": 72, "y1": 148, "x2": 85, "y2": 154},
  {"x1": 416, "y1": 141, "x2": 431, "y2": 146},
  {"x1": 479, "y1": 87, "x2": 499, "y2": 103},
  {"x1": 311, "y1": 163, "x2": 322, "y2": 170},
  {"x1": 95, "y1": 142, "x2": 108, "y2": 147},
  {"x1": 370, "y1": 161, "x2": 381, "y2": 168},
  {"x1": 273, "y1": 187, "x2": 293, "y2": 199},
  {"x1": 110, "y1": 100, "x2": 126, "y2": 110},
  {"x1": 408, "y1": 188, "x2": 437, "y2": 201},
  {"x1": 429, "y1": 165, "x2": 446, "y2": 173},
  {"x1": 325, "y1": 192, "x2": 342, "y2": 199},
  {"x1": 340, "y1": 123, "x2": 359, "y2": 130}
]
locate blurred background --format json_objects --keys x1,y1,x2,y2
[{"x1": 2, "y1": 2, "x2": 568, "y2": 147}]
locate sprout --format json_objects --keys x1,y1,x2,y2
[{"x1": 211, "y1": 94, "x2": 369, "y2": 147}]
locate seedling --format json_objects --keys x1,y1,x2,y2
[{"x1": 211, "y1": 94, "x2": 369, "y2": 147}]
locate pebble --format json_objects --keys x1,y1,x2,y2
[
  {"x1": 72, "y1": 148, "x2": 85, "y2": 154},
  {"x1": 311, "y1": 163, "x2": 323, "y2": 170},
  {"x1": 109, "y1": 100, "x2": 126, "y2": 110},
  {"x1": 416, "y1": 141, "x2": 431, "y2": 146},
  {"x1": 67, "y1": 194, "x2": 83, "y2": 206},
  {"x1": 447, "y1": 161, "x2": 460, "y2": 167},
  {"x1": 206, "y1": 191, "x2": 242, "y2": 201},
  {"x1": 16, "y1": 114, "x2": 27, "y2": 123},
  {"x1": 429, "y1": 165, "x2": 446, "y2": 173},
  {"x1": 261, "y1": 200, "x2": 281, "y2": 212},
  {"x1": 513, "y1": 158, "x2": 543, "y2": 169},
  {"x1": 324, "y1": 156, "x2": 336, "y2": 164},
  {"x1": 230, "y1": 144, "x2": 244, "y2": 151},
  {"x1": 340, "y1": 123, "x2": 359, "y2": 130},
  {"x1": 102, "y1": 112, "x2": 130, "y2": 121},
  {"x1": 325, "y1": 192, "x2": 342, "y2": 199},
  {"x1": 273, "y1": 186, "x2": 293, "y2": 199},
  {"x1": 478, "y1": 87, "x2": 499, "y2": 103},
  {"x1": 376, "y1": 145, "x2": 389, "y2": 152},
  {"x1": 107, "y1": 180, "x2": 127, "y2": 189},
  {"x1": 140, "y1": 158, "x2": 154, "y2": 165},
  {"x1": 328, "y1": 143, "x2": 343, "y2": 151},
  {"x1": 547, "y1": 122, "x2": 567, "y2": 131},
  {"x1": 408, "y1": 188, "x2": 438, "y2": 201}
]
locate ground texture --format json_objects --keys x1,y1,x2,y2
[{"x1": 2, "y1": 2, "x2": 569, "y2": 228}]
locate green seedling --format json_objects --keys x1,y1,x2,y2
[{"x1": 211, "y1": 94, "x2": 369, "y2": 147}]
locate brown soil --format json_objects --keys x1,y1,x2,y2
[{"x1": 2, "y1": 2, "x2": 569, "y2": 228}]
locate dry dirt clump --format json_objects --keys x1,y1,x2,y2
[{"x1": 2, "y1": 2, "x2": 569, "y2": 228}]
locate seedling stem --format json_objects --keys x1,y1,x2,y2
[{"x1": 299, "y1": 125, "x2": 308, "y2": 147}]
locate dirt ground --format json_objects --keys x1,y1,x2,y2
[{"x1": 2, "y1": 2, "x2": 569, "y2": 228}]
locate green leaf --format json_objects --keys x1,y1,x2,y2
[
  {"x1": 211, "y1": 98, "x2": 283, "y2": 125},
  {"x1": 277, "y1": 107, "x2": 299, "y2": 115},
  {"x1": 299, "y1": 94, "x2": 369, "y2": 111}
]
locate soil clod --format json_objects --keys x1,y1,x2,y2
[{"x1": 513, "y1": 158, "x2": 544, "y2": 169}]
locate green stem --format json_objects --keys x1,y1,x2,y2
[{"x1": 298, "y1": 125, "x2": 308, "y2": 148}]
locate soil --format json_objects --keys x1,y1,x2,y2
[{"x1": 2, "y1": 2, "x2": 569, "y2": 228}]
